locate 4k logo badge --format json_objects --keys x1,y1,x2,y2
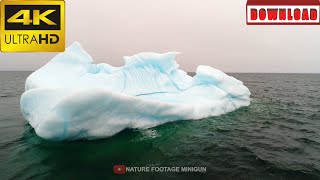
[{"x1": 0, "y1": 0, "x2": 65, "y2": 52}]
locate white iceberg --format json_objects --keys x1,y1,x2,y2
[{"x1": 20, "y1": 42, "x2": 251, "y2": 141}]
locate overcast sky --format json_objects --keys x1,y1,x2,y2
[{"x1": 0, "y1": 0, "x2": 319, "y2": 73}]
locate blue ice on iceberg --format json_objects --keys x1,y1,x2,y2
[{"x1": 20, "y1": 42, "x2": 251, "y2": 141}]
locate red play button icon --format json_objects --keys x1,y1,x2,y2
[{"x1": 113, "y1": 165, "x2": 126, "y2": 174}]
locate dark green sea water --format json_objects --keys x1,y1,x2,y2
[{"x1": 0, "y1": 72, "x2": 319, "y2": 180}]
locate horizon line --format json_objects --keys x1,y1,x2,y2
[{"x1": 0, "y1": 70, "x2": 319, "y2": 74}]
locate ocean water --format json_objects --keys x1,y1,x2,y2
[{"x1": 0, "y1": 71, "x2": 319, "y2": 180}]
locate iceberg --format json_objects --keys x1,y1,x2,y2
[{"x1": 20, "y1": 42, "x2": 251, "y2": 141}]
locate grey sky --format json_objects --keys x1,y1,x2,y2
[{"x1": 0, "y1": 0, "x2": 319, "y2": 73}]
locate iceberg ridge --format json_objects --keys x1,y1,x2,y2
[{"x1": 20, "y1": 42, "x2": 251, "y2": 140}]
